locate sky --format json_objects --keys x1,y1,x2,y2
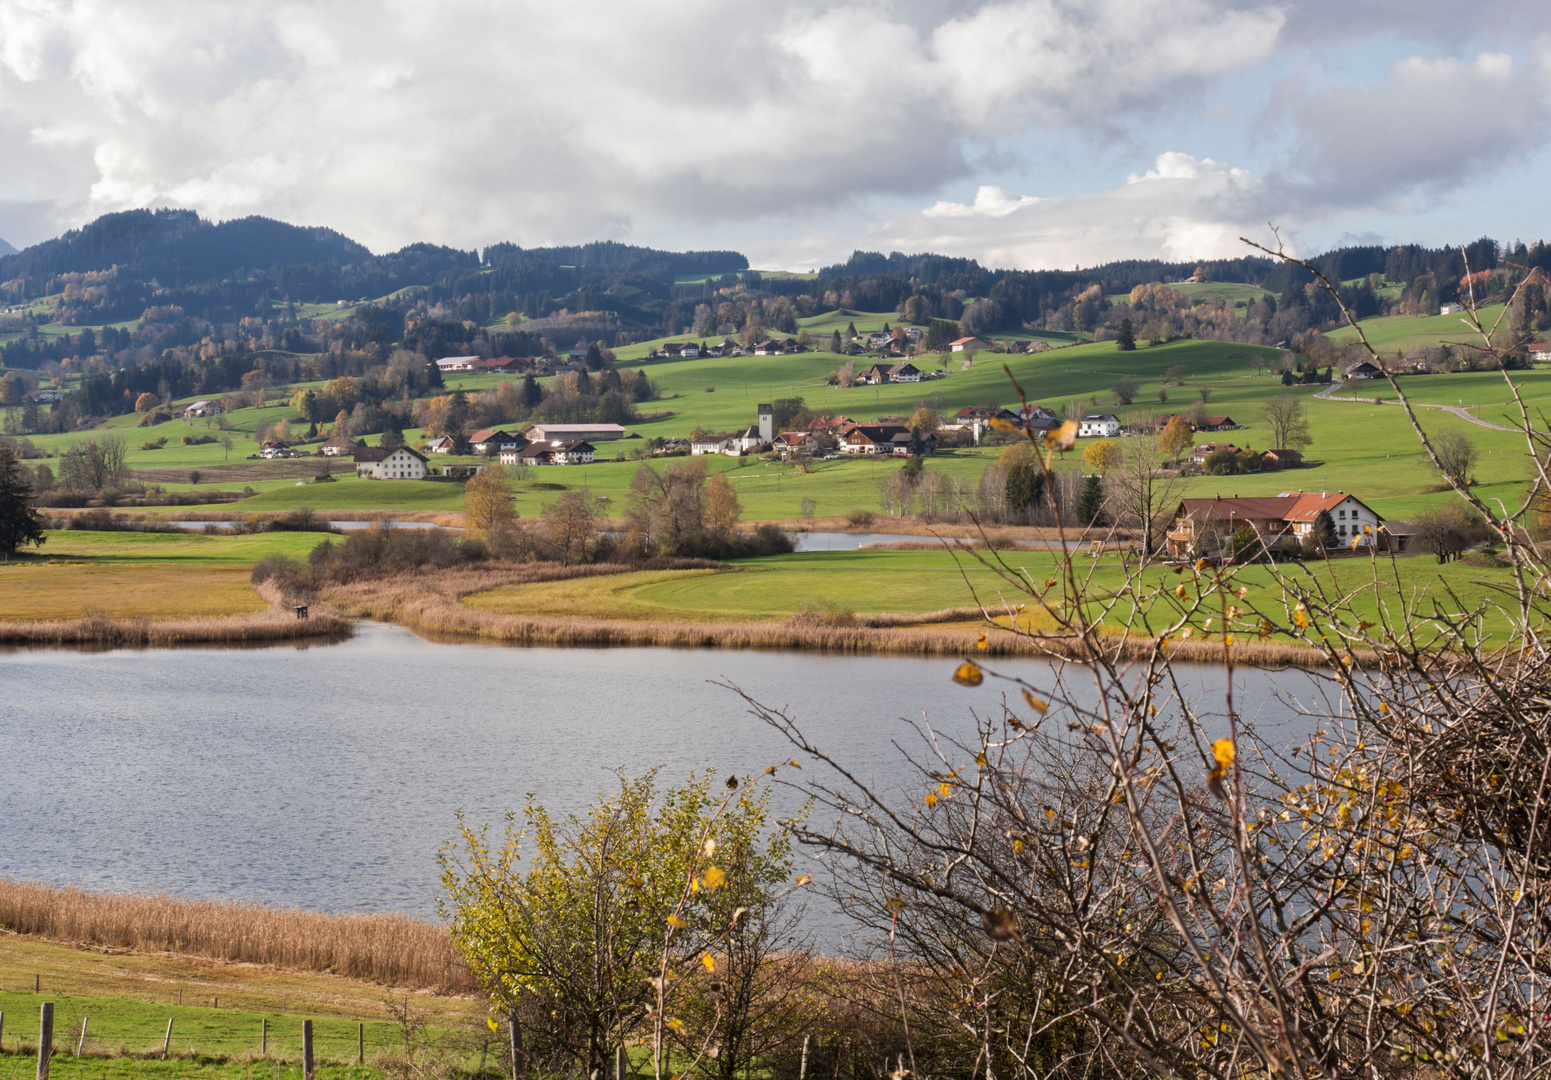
[{"x1": 0, "y1": 0, "x2": 1548, "y2": 271}]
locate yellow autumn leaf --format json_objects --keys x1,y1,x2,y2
[
  {"x1": 1175, "y1": 584, "x2": 1188, "y2": 599},
  {"x1": 988, "y1": 417, "x2": 1023, "y2": 436},
  {"x1": 1195, "y1": 558, "x2": 1210, "y2": 572},
  {"x1": 667, "y1": 914, "x2": 687, "y2": 929},
  {"x1": 976, "y1": 633, "x2": 988, "y2": 651},
  {"x1": 924, "y1": 792, "x2": 938, "y2": 808},
  {"x1": 702, "y1": 954, "x2": 716, "y2": 973},
  {"x1": 701, "y1": 865, "x2": 727, "y2": 890},
  {"x1": 701, "y1": 838, "x2": 716, "y2": 857},
  {"x1": 953, "y1": 661, "x2": 984, "y2": 686},
  {"x1": 1044, "y1": 420, "x2": 1078, "y2": 451},
  {"x1": 1021, "y1": 689, "x2": 1048, "y2": 713},
  {"x1": 667, "y1": 1018, "x2": 685, "y2": 1033},
  {"x1": 487, "y1": 1017, "x2": 499, "y2": 1033},
  {"x1": 1224, "y1": 634, "x2": 1234, "y2": 647},
  {"x1": 795, "y1": 874, "x2": 813, "y2": 887},
  {"x1": 1213, "y1": 739, "x2": 1236, "y2": 767}
]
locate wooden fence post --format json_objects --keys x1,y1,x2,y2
[
  {"x1": 358, "y1": 1021, "x2": 364, "y2": 1065},
  {"x1": 261, "y1": 1017, "x2": 267, "y2": 1056},
  {"x1": 799, "y1": 1034, "x2": 809, "y2": 1080},
  {"x1": 161, "y1": 1019, "x2": 173, "y2": 1061},
  {"x1": 36, "y1": 1002, "x2": 52, "y2": 1080},
  {"x1": 76, "y1": 1017, "x2": 88, "y2": 1056},
  {"x1": 509, "y1": 1011, "x2": 525, "y2": 1080},
  {"x1": 615, "y1": 1044, "x2": 628, "y2": 1080},
  {"x1": 303, "y1": 1019, "x2": 314, "y2": 1080},
  {"x1": 1, "y1": 1007, "x2": 6, "y2": 1051}
]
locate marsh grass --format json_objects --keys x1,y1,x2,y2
[
  {"x1": 332, "y1": 562, "x2": 1330, "y2": 667},
  {"x1": 0, "y1": 880, "x2": 469, "y2": 991},
  {"x1": 0, "y1": 581, "x2": 350, "y2": 647}
]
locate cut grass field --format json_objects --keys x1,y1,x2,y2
[
  {"x1": 0, "y1": 532, "x2": 321, "y2": 622},
  {"x1": 0, "y1": 934, "x2": 483, "y2": 1080},
  {"x1": 461, "y1": 547, "x2": 1532, "y2": 649},
  {"x1": 1326, "y1": 304, "x2": 1509, "y2": 354}
]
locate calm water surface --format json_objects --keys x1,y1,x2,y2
[{"x1": 0, "y1": 624, "x2": 1317, "y2": 916}]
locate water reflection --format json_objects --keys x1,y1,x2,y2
[{"x1": 0, "y1": 622, "x2": 1322, "y2": 917}]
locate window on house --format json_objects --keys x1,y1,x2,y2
[
  {"x1": 1339, "y1": 525, "x2": 1347, "y2": 536},
  {"x1": 1338, "y1": 509, "x2": 1346, "y2": 519}
]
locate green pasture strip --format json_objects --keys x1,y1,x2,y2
[
  {"x1": 36, "y1": 531, "x2": 323, "y2": 565},
  {"x1": 460, "y1": 546, "x2": 1530, "y2": 648},
  {"x1": 1327, "y1": 305, "x2": 1508, "y2": 353},
  {"x1": 0, "y1": 1055, "x2": 377, "y2": 1080},
  {"x1": 582, "y1": 548, "x2": 1532, "y2": 647},
  {"x1": 0, "y1": 992, "x2": 402, "y2": 1065}
]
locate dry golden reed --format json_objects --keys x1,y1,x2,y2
[
  {"x1": 330, "y1": 562, "x2": 1331, "y2": 669},
  {"x1": 0, "y1": 582, "x2": 351, "y2": 648},
  {"x1": 0, "y1": 879, "x2": 470, "y2": 991}
]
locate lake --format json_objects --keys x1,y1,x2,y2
[{"x1": 0, "y1": 623, "x2": 1315, "y2": 917}]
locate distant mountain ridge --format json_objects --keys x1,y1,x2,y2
[{"x1": 0, "y1": 235, "x2": 15, "y2": 256}]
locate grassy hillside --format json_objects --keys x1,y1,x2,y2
[
  {"x1": 1326, "y1": 304, "x2": 1509, "y2": 354},
  {"x1": 1106, "y1": 282, "x2": 1270, "y2": 308},
  {"x1": 18, "y1": 335, "x2": 1548, "y2": 523}
]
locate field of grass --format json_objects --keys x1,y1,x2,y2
[
  {"x1": 463, "y1": 546, "x2": 1533, "y2": 647},
  {"x1": 1326, "y1": 304, "x2": 1509, "y2": 354},
  {"x1": 0, "y1": 933, "x2": 483, "y2": 1078},
  {"x1": 0, "y1": 531, "x2": 322, "y2": 621},
  {"x1": 1107, "y1": 282, "x2": 1271, "y2": 308}
]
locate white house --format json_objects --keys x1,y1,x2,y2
[
  {"x1": 354, "y1": 445, "x2": 429, "y2": 479},
  {"x1": 691, "y1": 434, "x2": 737, "y2": 456},
  {"x1": 435, "y1": 356, "x2": 482, "y2": 373},
  {"x1": 423, "y1": 436, "x2": 456, "y2": 454},
  {"x1": 514, "y1": 440, "x2": 595, "y2": 465},
  {"x1": 1078, "y1": 413, "x2": 1120, "y2": 438},
  {"x1": 184, "y1": 400, "x2": 221, "y2": 418},
  {"x1": 950, "y1": 336, "x2": 989, "y2": 354},
  {"x1": 1439, "y1": 302, "x2": 1461, "y2": 315},
  {"x1": 319, "y1": 436, "x2": 356, "y2": 457},
  {"x1": 1529, "y1": 342, "x2": 1551, "y2": 362}
]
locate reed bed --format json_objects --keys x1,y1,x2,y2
[
  {"x1": 331, "y1": 564, "x2": 1332, "y2": 669},
  {"x1": 0, "y1": 581, "x2": 351, "y2": 648},
  {"x1": 0, "y1": 879, "x2": 470, "y2": 992}
]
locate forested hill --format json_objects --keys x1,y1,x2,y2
[
  {"x1": 6, "y1": 207, "x2": 1551, "y2": 391},
  {"x1": 0, "y1": 209, "x2": 748, "y2": 332}
]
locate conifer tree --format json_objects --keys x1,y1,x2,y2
[{"x1": 0, "y1": 446, "x2": 45, "y2": 560}]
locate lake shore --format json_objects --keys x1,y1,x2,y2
[
  {"x1": 330, "y1": 561, "x2": 1333, "y2": 669},
  {"x1": 0, "y1": 580, "x2": 351, "y2": 648}
]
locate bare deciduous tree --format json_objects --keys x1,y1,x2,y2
[{"x1": 1259, "y1": 394, "x2": 1312, "y2": 450}]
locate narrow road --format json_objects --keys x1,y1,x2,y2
[{"x1": 1313, "y1": 383, "x2": 1519, "y2": 432}]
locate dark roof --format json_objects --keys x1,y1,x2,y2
[
  {"x1": 1263, "y1": 448, "x2": 1304, "y2": 458},
  {"x1": 847, "y1": 424, "x2": 910, "y2": 442},
  {"x1": 354, "y1": 445, "x2": 427, "y2": 464}
]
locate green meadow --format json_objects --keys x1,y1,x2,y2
[
  {"x1": 9, "y1": 311, "x2": 1548, "y2": 524},
  {"x1": 465, "y1": 545, "x2": 1533, "y2": 648},
  {"x1": 1326, "y1": 304, "x2": 1510, "y2": 354}
]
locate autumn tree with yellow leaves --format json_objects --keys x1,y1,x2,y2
[{"x1": 439, "y1": 771, "x2": 801, "y2": 1080}]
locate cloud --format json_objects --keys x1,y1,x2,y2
[
  {"x1": 1266, "y1": 51, "x2": 1551, "y2": 209},
  {"x1": 873, "y1": 152, "x2": 1275, "y2": 270},
  {"x1": 0, "y1": 0, "x2": 1286, "y2": 251}
]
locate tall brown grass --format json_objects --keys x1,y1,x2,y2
[
  {"x1": 0, "y1": 582, "x2": 351, "y2": 648},
  {"x1": 0, "y1": 879, "x2": 471, "y2": 991},
  {"x1": 329, "y1": 563, "x2": 1332, "y2": 669}
]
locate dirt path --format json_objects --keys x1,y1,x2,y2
[{"x1": 1314, "y1": 383, "x2": 1519, "y2": 432}]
